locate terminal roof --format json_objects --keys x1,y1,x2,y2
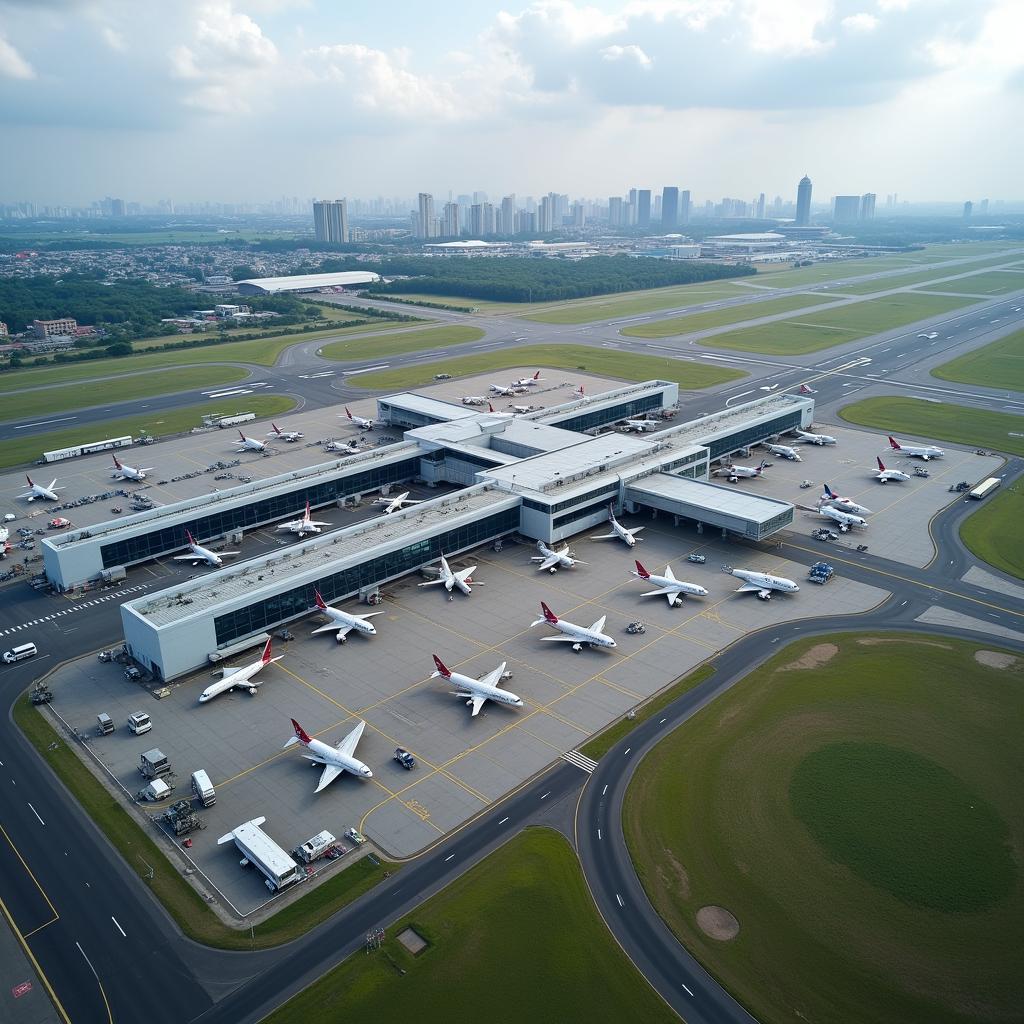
[{"x1": 629, "y1": 474, "x2": 793, "y2": 525}]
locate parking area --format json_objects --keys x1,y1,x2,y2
[
  {"x1": 729, "y1": 421, "x2": 1002, "y2": 566},
  {"x1": 39, "y1": 513, "x2": 886, "y2": 914}
]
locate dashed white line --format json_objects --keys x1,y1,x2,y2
[
  {"x1": 623, "y1": 748, "x2": 631, "y2": 756},
  {"x1": 498, "y1": 816, "x2": 509, "y2": 825},
  {"x1": 615, "y1": 893, "x2": 624, "y2": 908},
  {"x1": 111, "y1": 916, "x2": 126, "y2": 937},
  {"x1": 28, "y1": 802, "x2": 45, "y2": 826},
  {"x1": 540, "y1": 791, "x2": 550, "y2": 800},
  {"x1": 602, "y1": 785, "x2": 608, "y2": 795},
  {"x1": 444, "y1": 854, "x2": 455, "y2": 862},
  {"x1": 682, "y1": 983, "x2": 694, "y2": 997},
  {"x1": 597, "y1": 828, "x2": 602, "y2": 840}
]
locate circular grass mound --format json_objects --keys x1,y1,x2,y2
[{"x1": 790, "y1": 742, "x2": 1015, "y2": 912}]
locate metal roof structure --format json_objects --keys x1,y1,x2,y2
[
  {"x1": 628, "y1": 474, "x2": 793, "y2": 525},
  {"x1": 236, "y1": 271, "x2": 380, "y2": 294}
]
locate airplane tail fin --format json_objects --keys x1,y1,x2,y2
[
  {"x1": 26, "y1": 475, "x2": 34, "y2": 486},
  {"x1": 261, "y1": 639, "x2": 273, "y2": 664},
  {"x1": 576, "y1": 385, "x2": 585, "y2": 397},
  {"x1": 186, "y1": 529, "x2": 196, "y2": 545},
  {"x1": 533, "y1": 371, "x2": 540, "y2": 380},
  {"x1": 345, "y1": 407, "x2": 353, "y2": 420},
  {"x1": 314, "y1": 589, "x2": 327, "y2": 610},
  {"x1": 305, "y1": 500, "x2": 311, "y2": 518},
  {"x1": 634, "y1": 560, "x2": 650, "y2": 579},
  {"x1": 272, "y1": 422, "x2": 281, "y2": 434},
  {"x1": 888, "y1": 435, "x2": 901, "y2": 450},
  {"x1": 290, "y1": 718, "x2": 311, "y2": 745},
  {"x1": 238, "y1": 430, "x2": 246, "y2": 441},
  {"x1": 488, "y1": 402, "x2": 495, "y2": 413},
  {"x1": 758, "y1": 460, "x2": 768, "y2": 471},
  {"x1": 799, "y1": 383, "x2": 812, "y2": 394},
  {"x1": 113, "y1": 455, "x2": 122, "y2": 469},
  {"x1": 877, "y1": 457, "x2": 886, "y2": 471},
  {"x1": 432, "y1": 654, "x2": 452, "y2": 679},
  {"x1": 823, "y1": 484, "x2": 837, "y2": 499},
  {"x1": 541, "y1": 601, "x2": 558, "y2": 624}
]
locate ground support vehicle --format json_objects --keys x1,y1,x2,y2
[
  {"x1": 808, "y1": 562, "x2": 835, "y2": 584},
  {"x1": 394, "y1": 748, "x2": 416, "y2": 769}
]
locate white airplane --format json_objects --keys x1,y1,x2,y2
[
  {"x1": 531, "y1": 540, "x2": 587, "y2": 573},
  {"x1": 18, "y1": 475, "x2": 64, "y2": 502},
  {"x1": 461, "y1": 396, "x2": 488, "y2": 406},
  {"x1": 374, "y1": 491, "x2": 422, "y2": 515},
  {"x1": 814, "y1": 503, "x2": 868, "y2": 532},
  {"x1": 418, "y1": 554, "x2": 480, "y2": 596},
  {"x1": 173, "y1": 529, "x2": 239, "y2": 567},
  {"x1": 489, "y1": 383, "x2": 527, "y2": 397},
  {"x1": 276, "y1": 501, "x2": 331, "y2": 537},
  {"x1": 712, "y1": 459, "x2": 768, "y2": 483},
  {"x1": 799, "y1": 383, "x2": 818, "y2": 395},
  {"x1": 819, "y1": 484, "x2": 872, "y2": 516},
  {"x1": 887, "y1": 435, "x2": 944, "y2": 460},
  {"x1": 793, "y1": 429, "x2": 836, "y2": 446},
  {"x1": 571, "y1": 385, "x2": 587, "y2": 401},
  {"x1": 623, "y1": 417, "x2": 661, "y2": 433},
  {"x1": 310, "y1": 589, "x2": 383, "y2": 643},
  {"x1": 110, "y1": 455, "x2": 153, "y2": 481},
  {"x1": 508, "y1": 404, "x2": 532, "y2": 415},
  {"x1": 530, "y1": 602, "x2": 617, "y2": 651},
  {"x1": 873, "y1": 457, "x2": 911, "y2": 484},
  {"x1": 344, "y1": 407, "x2": 378, "y2": 430},
  {"x1": 764, "y1": 443, "x2": 802, "y2": 461},
  {"x1": 267, "y1": 422, "x2": 304, "y2": 442},
  {"x1": 233, "y1": 430, "x2": 267, "y2": 453},
  {"x1": 722, "y1": 565, "x2": 800, "y2": 600},
  {"x1": 284, "y1": 718, "x2": 372, "y2": 791},
  {"x1": 430, "y1": 654, "x2": 523, "y2": 717},
  {"x1": 512, "y1": 371, "x2": 544, "y2": 388},
  {"x1": 631, "y1": 560, "x2": 708, "y2": 607},
  {"x1": 198, "y1": 638, "x2": 282, "y2": 703},
  {"x1": 324, "y1": 439, "x2": 365, "y2": 455},
  {"x1": 590, "y1": 506, "x2": 644, "y2": 548}
]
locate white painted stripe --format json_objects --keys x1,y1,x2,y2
[
  {"x1": 28, "y1": 802, "x2": 45, "y2": 826},
  {"x1": 111, "y1": 917, "x2": 126, "y2": 937},
  {"x1": 14, "y1": 416, "x2": 77, "y2": 430}
]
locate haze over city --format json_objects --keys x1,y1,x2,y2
[{"x1": 2, "y1": 0, "x2": 1023, "y2": 203}]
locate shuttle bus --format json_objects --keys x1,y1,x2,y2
[{"x1": 968, "y1": 477, "x2": 1001, "y2": 500}]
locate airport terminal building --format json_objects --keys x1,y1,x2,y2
[{"x1": 40, "y1": 383, "x2": 812, "y2": 680}]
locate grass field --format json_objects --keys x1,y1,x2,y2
[
  {"x1": 839, "y1": 396, "x2": 1024, "y2": 457},
  {"x1": 959, "y1": 482, "x2": 1024, "y2": 579},
  {"x1": 2, "y1": 366, "x2": 249, "y2": 422},
  {"x1": 0, "y1": 394, "x2": 297, "y2": 470},
  {"x1": 620, "y1": 294, "x2": 833, "y2": 338},
  {"x1": 348, "y1": 344, "x2": 746, "y2": 392},
  {"x1": 520, "y1": 283, "x2": 751, "y2": 324},
  {"x1": 931, "y1": 329, "x2": 1024, "y2": 392},
  {"x1": 699, "y1": 293, "x2": 974, "y2": 354},
  {"x1": 319, "y1": 324, "x2": 485, "y2": 362},
  {"x1": 264, "y1": 828, "x2": 676, "y2": 1024},
  {"x1": 923, "y1": 269, "x2": 1024, "y2": 296},
  {"x1": 14, "y1": 698, "x2": 395, "y2": 948},
  {"x1": 368, "y1": 292, "x2": 525, "y2": 313},
  {"x1": 624, "y1": 634, "x2": 1024, "y2": 1024}
]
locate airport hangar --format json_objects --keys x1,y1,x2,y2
[
  {"x1": 235, "y1": 270, "x2": 382, "y2": 295},
  {"x1": 42, "y1": 383, "x2": 810, "y2": 682}
]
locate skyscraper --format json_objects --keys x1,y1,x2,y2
[
  {"x1": 661, "y1": 187, "x2": 679, "y2": 229},
  {"x1": 442, "y1": 202, "x2": 460, "y2": 237},
  {"x1": 313, "y1": 199, "x2": 349, "y2": 243},
  {"x1": 962, "y1": 201, "x2": 973, "y2": 219},
  {"x1": 538, "y1": 195, "x2": 554, "y2": 232},
  {"x1": 637, "y1": 189, "x2": 651, "y2": 228},
  {"x1": 608, "y1": 196, "x2": 623, "y2": 226},
  {"x1": 680, "y1": 190, "x2": 691, "y2": 225},
  {"x1": 756, "y1": 192, "x2": 766, "y2": 219},
  {"x1": 500, "y1": 195, "x2": 516, "y2": 235},
  {"x1": 860, "y1": 193, "x2": 876, "y2": 220},
  {"x1": 795, "y1": 175, "x2": 812, "y2": 226},
  {"x1": 417, "y1": 193, "x2": 436, "y2": 239},
  {"x1": 832, "y1": 195, "x2": 861, "y2": 222}
]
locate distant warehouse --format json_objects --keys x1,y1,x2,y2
[{"x1": 235, "y1": 271, "x2": 381, "y2": 295}]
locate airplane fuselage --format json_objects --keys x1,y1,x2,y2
[{"x1": 728, "y1": 568, "x2": 800, "y2": 599}]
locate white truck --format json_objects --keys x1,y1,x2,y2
[
  {"x1": 293, "y1": 830, "x2": 337, "y2": 864},
  {"x1": 217, "y1": 817, "x2": 302, "y2": 893},
  {"x1": 190, "y1": 770, "x2": 216, "y2": 807}
]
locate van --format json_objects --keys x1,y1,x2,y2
[
  {"x1": 127, "y1": 711, "x2": 152, "y2": 735},
  {"x1": 3, "y1": 642, "x2": 38, "y2": 664}
]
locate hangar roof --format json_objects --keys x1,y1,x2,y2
[{"x1": 236, "y1": 271, "x2": 380, "y2": 293}]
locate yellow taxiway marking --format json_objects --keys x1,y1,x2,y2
[{"x1": 0, "y1": 822, "x2": 60, "y2": 922}]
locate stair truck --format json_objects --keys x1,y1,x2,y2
[{"x1": 217, "y1": 817, "x2": 302, "y2": 893}]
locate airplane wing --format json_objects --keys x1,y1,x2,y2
[
  {"x1": 589, "y1": 531, "x2": 616, "y2": 540},
  {"x1": 534, "y1": 553, "x2": 560, "y2": 570},
  {"x1": 540, "y1": 635, "x2": 584, "y2": 642},
  {"x1": 276, "y1": 521, "x2": 300, "y2": 532},
  {"x1": 311, "y1": 622, "x2": 341, "y2": 635},
  {"x1": 641, "y1": 586, "x2": 678, "y2": 597},
  {"x1": 663, "y1": 564, "x2": 676, "y2": 581},
  {"x1": 454, "y1": 566, "x2": 477, "y2": 583},
  {"x1": 735, "y1": 582, "x2": 765, "y2": 593},
  {"x1": 629, "y1": 526, "x2": 645, "y2": 534},
  {"x1": 470, "y1": 694, "x2": 487, "y2": 717},
  {"x1": 337, "y1": 719, "x2": 366, "y2": 758},
  {"x1": 310, "y1": 520, "x2": 331, "y2": 528},
  {"x1": 314, "y1": 763, "x2": 345, "y2": 794},
  {"x1": 417, "y1": 578, "x2": 445, "y2": 587},
  {"x1": 588, "y1": 615, "x2": 607, "y2": 634},
  {"x1": 172, "y1": 554, "x2": 201, "y2": 561},
  {"x1": 477, "y1": 662, "x2": 507, "y2": 688}
]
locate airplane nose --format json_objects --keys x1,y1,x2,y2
[
  {"x1": 363, "y1": 768, "x2": 373, "y2": 777},
  {"x1": 608, "y1": 640, "x2": 617, "y2": 647}
]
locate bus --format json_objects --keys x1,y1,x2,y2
[{"x1": 969, "y1": 477, "x2": 1001, "y2": 500}]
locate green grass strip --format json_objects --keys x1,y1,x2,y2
[
  {"x1": 931, "y1": 329, "x2": 1024, "y2": 392},
  {"x1": 959, "y1": 482, "x2": 1024, "y2": 580},
  {"x1": 13, "y1": 697, "x2": 396, "y2": 948},
  {"x1": 319, "y1": 324, "x2": 485, "y2": 361},
  {"x1": 621, "y1": 294, "x2": 833, "y2": 338}
]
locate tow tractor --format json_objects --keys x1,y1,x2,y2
[
  {"x1": 625, "y1": 621, "x2": 646, "y2": 635},
  {"x1": 394, "y1": 748, "x2": 416, "y2": 770},
  {"x1": 808, "y1": 561, "x2": 835, "y2": 584}
]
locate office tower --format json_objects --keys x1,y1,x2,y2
[
  {"x1": 653, "y1": 195, "x2": 662, "y2": 221},
  {"x1": 832, "y1": 195, "x2": 861, "y2": 222},
  {"x1": 608, "y1": 196, "x2": 623, "y2": 226},
  {"x1": 443, "y1": 202, "x2": 460, "y2": 237},
  {"x1": 482, "y1": 202, "x2": 497, "y2": 235},
  {"x1": 756, "y1": 192, "x2": 766, "y2": 219},
  {"x1": 470, "y1": 204, "x2": 483, "y2": 236},
  {"x1": 516, "y1": 209, "x2": 536, "y2": 233},
  {"x1": 680, "y1": 189, "x2": 691, "y2": 225},
  {"x1": 313, "y1": 199, "x2": 349, "y2": 243},
  {"x1": 636, "y1": 189, "x2": 651, "y2": 228},
  {"x1": 860, "y1": 193, "x2": 876, "y2": 220},
  {"x1": 661, "y1": 187, "x2": 679, "y2": 229},
  {"x1": 537, "y1": 194, "x2": 554, "y2": 232},
  {"x1": 795, "y1": 175, "x2": 812, "y2": 226},
  {"x1": 472, "y1": 191, "x2": 488, "y2": 205},
  {"x1": 500, "y1": 195, "x2": 516, "y2": 235},
  {"x1": 979, "y1": 198, "x2": 989, "y2": 215},
  {"x1": 417, "y1": 193, "x2": 436, "y2": 238},
  {"x1": 571, "y1": 201, "x2": 585, "y2": 228},
  {"x1": 962, "y1": 201, "x2": 973, "y2": 219}
]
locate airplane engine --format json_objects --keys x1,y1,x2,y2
[
  {"x1": 757, "y1": 590, "x2": 772, "y2": 601},
  {"x1": 248, "y1": 686, "x2": 258, "y2": 695}
]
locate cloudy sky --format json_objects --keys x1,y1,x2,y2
[{"x1": 1, "y1": 0, "x2": 1021, "y2": 206}]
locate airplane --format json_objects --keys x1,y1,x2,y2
[
  {"x1": 198, "y1": 638, "x2": 282, "y2": 703},
  {"x1": 590, "y1": 505, "x2": 644, "y2": 548},
  {"x1": 310, "y1": 589, "x2": 383, "y2": 643},
  {"x1": 430, "y1": 654, "x2": 523, "y2": 717},
  {"x1": 233, "y1": 430, "x2": 267, "y2": 453},
  {"x1": 284, "y1": 718, "x2": 373, "y2": 791},
  {"x1": 813, "y1": 503, "x2": 868, "y2": 532},
  {"x1": 819, "y1": 484, "x2": 872, "y2": 516},
  {"x1": 799, "y1": 383, "x2": 818, "y2": 395},
  {"x1": 873, "y1": 457, "x2": 911, "y2": 484},
  {"x1": 623, "y1": 417, "x2": 661, "y2": 433},
  {"x1": 793, "y1": 429, "x2": 836, "y2": 446},
  {"x1": 722, "y1": 565, "x2": 800, "y2": 600},
  {"x1": 631, "y1": 560, "x2": 708, "y2": 607},
  {"x1": 461, "y1": 396, "x2": 488, "y2": 406},
  {"x1": 374, "y1": 491, "x2": 422, "y2": 515},
  {"x1": 531, "y1": 540, "x2": 587, "y2": 573},
  {"x1": 172, "y1": 529, "x2": 239, "y2": 567},
  {"x1": 18, "y1": 476, "x2": 64, "y2": 502},
  {"x1": 267, "y1": 422, "x2": 304, "y2": 442},
  {"x1": 508, "y1": 404, "x2": 532, "y2": 415},
  {"x1": 489, "y1": 383, "x2": 527, "y2": 397},
  {"x1": 763, "y1": 442, "x2": 802, "y2": 461},
  {"x1": 418, "y1": 554, "x2": 480, "y2": 597},
  {"x1": 530, "y1": 602, "x2": 617, "y2": 651},
  {"x1": 324, "y1": 438, "x2": 366, "y2": 455},
  {"x1": 110, "y1": 455, "x2": 153, "y2": 481},
  {"x1": 276, "y1": 501, "x2": 331, "y2": 537},
  {"x1": 571, "y1": 385, "x2": 587, "y2": 400},
  {"x1": 512, "y1": 371, "x2": 544, "y2": 388},
  {"x1": 887, "y1": 435, "x2": 944, "y2": 460},
  {"x1": 711, "y1": 459, "x2": 768, "y2": 483},
  {"x1": 344, "y1": 407, "x2": 378, "y2": 430}
]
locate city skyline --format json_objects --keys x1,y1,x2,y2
[{"x1": 1, "y1": 1, "x2": 1021, "y2": 204}]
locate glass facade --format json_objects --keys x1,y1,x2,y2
[
  {"x1": 553, "y1": 500, "x2": 614, "y2": 529},
  {"x1": 100, "y1": 457, "x2": 422, "y2": 569},
  {"x1": 552, "y1": 393, "x2": 663, "y2": 434},
  {"x1": 213, "y1": 505, "x2": 519, "y2": 645},
  {"x1": 754, "y1": 507, "x2": 794, "y2": 540},
  {"x1": 703, "y1": 412, "x2": 803, "y2": 461}
]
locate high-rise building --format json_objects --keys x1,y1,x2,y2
[
  {"x1": 979, "y1": 198, "x2": 989, "y2": 215},
  {"x1": 608, "y1": 196, "x2": 624, "y2": 226},
  {"x1": 538, "y1": 195, "x2": 554, "y2": 232},
  {"x1": 756, "y1": 192, "x2": 766, "y2": 219},
  {"x1": 637, "y1": 189, "x2": 651, "y2": 228},
  {"x1": 482, "y1": 202, "x2": 497, "y2": 235},
  {"x1": 860, "y1": 193, "x2": 876, "y2": 220},
  {"x1": 680, "y1": 190, "x2": 691, "y2": 225},
  {"x1": 832, "y1": 195, "x2": 861, "y2": 222},
  {"x1": 661, "y1": 187, "x2": 679, "y2": 229},
  {"x1": 500, "y1": 195, "x2": 516, "y2": 235},
  {"x1": 795, "y1": 175, "x2": 812, "y2": 226},
  {"x1": 470, "y1": 204, "x2": 484, "y2": 236},
  {"x1": 962, "y1": 201, "x2": 973, "y2": 219},
  {"x1": 417, "y1": 193, "x2": 436, "y2": 239},
  {"x1": 571, "y1": 201, "x2": 586, "y2": 228},
  {"x1": 313, "y1": 199, "x2": 349, "y2": 243},
  {"x1": 442, "y1": 202, "x2": 460, "y2": 237}
]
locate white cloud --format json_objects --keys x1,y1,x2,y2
[
  {"x1": 100, "y1": 25, "x2": 127, "y2": 51},
  {"x1": 600, "y1": 44, "x2": 653, "y2": 67},
  {"x1": 194, "y1": 2, "x2": 278, "y2": 67},
  {"x1": 841, "y1": 13, "x2": 879, "y2": 32},
  {"x1": 0, "y1": 33, "x2": 35, "y2": 79}
]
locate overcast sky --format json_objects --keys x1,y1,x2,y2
[{"x1": 1, "y1": 0, "x2": 1021, "y2": 206}]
